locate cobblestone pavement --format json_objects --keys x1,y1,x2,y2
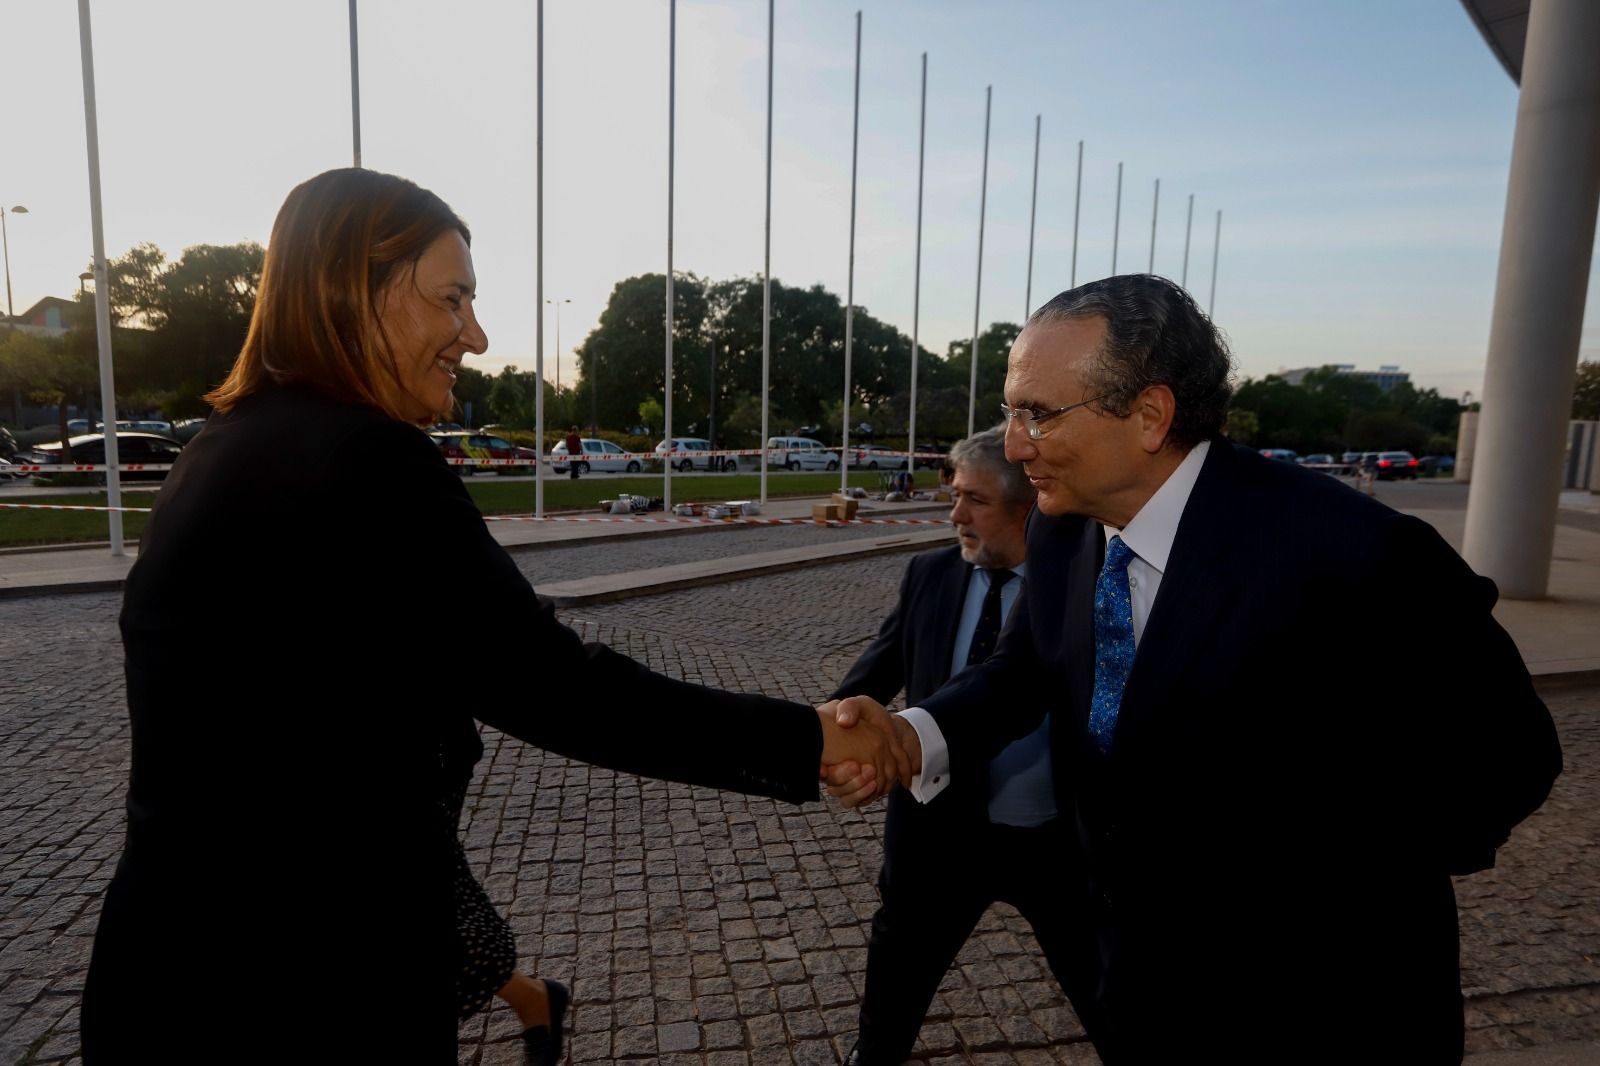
[{"x1": 1, "y1": 532, "x2": 1596, "y2": 1065}]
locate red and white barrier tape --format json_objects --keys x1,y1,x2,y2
[
  {"x1": 446, "y1": 447, "x2": 948, "y2": 467},
  {"x1": 5, "y1": 464, "x2": 174, "y2": 473},
  {"x1": 483, "y1": 515, "x2": 951, "y2": 526},
  {"x1": 0, "y1": 502, "x2": 154, "y2": 513},
  {"x1": 0, "y1": 501, "x2": 950, "y2": 525}
]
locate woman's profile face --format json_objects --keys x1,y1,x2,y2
[{"x1": 379, "y1": 230, "x2": 488, "y2": 422}]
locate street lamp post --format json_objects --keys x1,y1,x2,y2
[
  {"x1": 546, "y1": 297, "x2": 570, "y2": 392},
  {"x1": 2, "y1": 205, "x2": 30, "y2": 319}
]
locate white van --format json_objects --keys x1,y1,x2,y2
[{"x1": 766, "y1": 436, "x2": 840, "y2": 471}]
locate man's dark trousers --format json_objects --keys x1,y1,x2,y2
[{"x1": 833, "y1": 546, "x2": 1096, "y2": 1064}]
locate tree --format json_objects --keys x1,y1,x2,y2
[
  {"x1": 574, "y1": 272, "x2": 934, "y2": 445},
  {"x1": 1224, "y1": 408, "x2": 1259, "y2": 444},
  {"x1": 0, "y1": 329, "x2": 99, "y2": 456},
  {"x1": 637, "y1": 398, "x2": 664, "y2": 436},
  {"x1": 1573, "y1": 361, "x2": 1600, "y2": 421},
  {"x1": 77, "y1": 241, "x2": 265, "y2": 418}
]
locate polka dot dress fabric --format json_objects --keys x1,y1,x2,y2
[
  {"x1": 442, "y1": 774, "x2": 518, "y2": 1021},
  {"x1": 1089, "y1": 535, "x2": 1137, "y2": 752}
]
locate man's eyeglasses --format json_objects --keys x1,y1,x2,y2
[{"x1": 999, "y1": 397, "x2": 1102, "y2": 440}]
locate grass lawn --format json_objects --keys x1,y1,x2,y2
[{"x1": 0, "y1": 470, "x2": 938, "y2": 548}]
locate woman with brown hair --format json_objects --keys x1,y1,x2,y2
[{"x1": 79, "y1": 168, "x2": 906, "y2": 1064}]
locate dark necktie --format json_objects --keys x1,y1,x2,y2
[
  {"x1": 966, "y1": 569, "x2": 1015, "y2": 667},
  {"x1": 1089, "y1": 535, "x2": 1136, "y2": 751}
]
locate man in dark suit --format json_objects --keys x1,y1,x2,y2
[
  {"x1": 831, "y1": 426, "x2": 1093, "y2": 1066},
  {"x1": 826, "y1": 275, "x2": 1563, "y2": 1064}
]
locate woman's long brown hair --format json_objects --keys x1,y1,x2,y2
[{"x1": 206, "y1": 168, "x2": 470, "y2": 423}]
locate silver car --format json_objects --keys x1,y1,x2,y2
[{"x1": 552, "y1": 437, "x2": 642, "y2": 474}]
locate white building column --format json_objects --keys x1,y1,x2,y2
[{"x1": 1463, "y1": 0, "x2": 1600, "y2": 599}]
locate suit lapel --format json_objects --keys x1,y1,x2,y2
[
  {"x1": 1116, "y1": 442, "x2": 1243, "y2": 750},
  {"x1": 1063, "y1": 517, "x2": 1103, "y2": 733},
  {"x1": 930, "y1": 552, "x2": 974, "y2": 687}
]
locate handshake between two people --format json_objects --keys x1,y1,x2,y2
[{"x1": 815, "y1": 697, "x2": 921, "y2": 808}]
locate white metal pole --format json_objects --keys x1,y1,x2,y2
[
  {"x1": 1182, "y1": 193, "x2": 1194, "y2": 287},
  {"x1": 907, "y1": 52, "x2": 926, "y2": 480},
  {"x1": 968, "y1": 85, "x2": 991, "y2": 438},
  {"x1": 1025, "y1": 113, "x2": 1040, "y2": 318},
  {"x1": 1070, "y1": 139, "x2": 1083, "y2": 287},
  {"x1": 76, "y1": 0, "x2": 123, "y2": 555},
  {"x1": 534, "y1": 0, "x2": 545, "y2": 516},
  {"x1": 1209, "y1": 209, "x2": 1222, "y2": 317},
  {"x1": 1148, "y1": 178, "x2": 1159, "y2": 273},
  {"x1": 1111, "y1": 161, "x2": 1122, "y2": 275},
  {"x1": 760, "y1": 0, "x2": 773, "y2": 504},
  {"x1": 841, "y1": 11, "x2": 861, "y2": 495},
  {"x1": 664, "y1": 0, "x2": 676, "y2": 510},
  {"x1": 348, "y1": 0, "x2": 361, "y2": 167}
]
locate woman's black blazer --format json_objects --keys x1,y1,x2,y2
[{"x1": 80, "y1": 383, "x2": 821, "y2": 1063}]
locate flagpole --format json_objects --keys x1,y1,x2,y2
[
  {"x1": 968, "y1": 85, "x2": 991, "y2": 438},
  {"x1": 840, "y1": 10, "x2": 862, "y2": 495},
  {"x1": 1181, "y1": 193, "x2": 1194, "y2": 287},
  {"x1": 76, "y1": 0, "x2": 123, "y2": 555},
  {"x1": 663, "y1": 0, "x2": 676, "y2": 509},
  {"x1": 1111, "y1": 161, "x2": 1122, "y2": 275},
  {"x1": 1148, "y1": 178, "x2": 1159, "y2": 273},
  {"x1": 1209, "y1": 209, "x2": 1222, "y2": 317},
  {"x1": 533, "y1": 0, "x2": 545, "y2": 516},
  {"x1": 348, "y1": 0, "x2": 361, "y2": 166},
  {"x1": 1025, "y1": 113, "x2": 1040, "y2": 318},
  {"x1": 907, "y1": 52, "x2": 926, "y2": 481},
  {"x1": 759, "y1": 0, "x2": 774, "y2": 504},
  {"x1": 1070, "y1": 139, "x2": 1082, "y2": 287}
]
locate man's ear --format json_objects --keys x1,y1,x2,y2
[{"x1": 1134, "y1": 384, "x2": 1177, "y2": 455}]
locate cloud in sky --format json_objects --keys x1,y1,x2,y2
[{"x1": 3, "y1": 0, "x2": 1597, "y2": 403}]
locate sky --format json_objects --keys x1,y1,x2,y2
[{"x1": 3, "y1": 0, "x2": 1597, "y2": 404}]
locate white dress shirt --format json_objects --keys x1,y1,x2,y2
[{"x1": 901, "y1": 440, "x2": 1211, "y2": 803}]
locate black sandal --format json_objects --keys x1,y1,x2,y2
[{"x1": 521, "y1": 979, "x2": 569, "y2": 1066}]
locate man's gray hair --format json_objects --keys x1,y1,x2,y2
[
  {"x1": 949, "y1": 424, "x2": 1034, "y2": 506},
  {"x1": 1028, "y1": 273, "x2": 1234, "y2": 449}
]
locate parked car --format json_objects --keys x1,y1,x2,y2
[
  {"x1": 0, "y1": 426, "x2": 17, "y2": 461},
  {"x1": 849, "y1": 444, "x2": 898, "y2": 470},
  {"x1": 33, "y1": 431, "x2": 183, "y2": 481},
  {"x1": 552, "y1": 437, "x2": 644, "y2": 474},
  {"x1": 1417, "y1": 455, "x2": 1456, "y2": 476},
  {"x1": 115, "y1": 419, "x2": 174, "y2": 435},
  {"x1": 654, "y1": 437, "x2": 727, "y2": 472},
  {"x1": 172, "y1": 417, "x2": 209, "y2": 444},
  {"x1": 912, "y1": 442, "x2": 949, "y2": 471},
  {"x1": 1368, "y1": 450, "x2": 1419, "y2": 480},
  {"x1": 1299, "y1": 453, "x2": 1335, "y2": 465},
  {"x1": 1341, "y1": 451, "x2": 1363, "y2": 465},
  {"x1": 0, "y1": 457, "x2": 27, "y2": 481},
  {"x1": 430, "y1": 431, "x2": 539, "y2": 475},
  {"x1": 1259, "y1": 449, "x2": 1299, "y2": 463},
  {"x1": 766, "y1": 436, "x2": 840, "y2": 471}
]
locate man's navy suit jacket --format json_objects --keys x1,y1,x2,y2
[{"x1": 920, "y1": 440, "x2": 1563, "y2": 1063}]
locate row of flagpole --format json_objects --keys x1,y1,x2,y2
[
  {"x1": 348, "y1": 2, "x2": 1231, "y2": 503},
  {"x1": 71, "y1": 1, "x2": 1229, "y2": 553}
]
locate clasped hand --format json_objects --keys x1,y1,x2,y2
[{"x1": 815, "y1": 697, "x2": 922, "y2": 808}]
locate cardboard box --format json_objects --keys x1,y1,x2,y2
[
  {"x1": 812, "y1": 502, "x2": 844, "y2": 524},
  {"x1": 932, "y1": 488, "x2": 953, "y2": 503},
  {"x1": 829, "y1": 493, "x2": 860, "y2": 520}
]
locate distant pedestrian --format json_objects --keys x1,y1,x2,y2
[{"x1": 565, "y1": 425, "x2": 582, "y2": 479}]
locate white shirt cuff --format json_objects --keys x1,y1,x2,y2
[{"x1": 899, "y1": 707, "x2": 951, "y2": 803}]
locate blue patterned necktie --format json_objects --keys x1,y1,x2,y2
[{"x1": 1089, "y1": 535, "x2": 1136, "y2": 752}]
